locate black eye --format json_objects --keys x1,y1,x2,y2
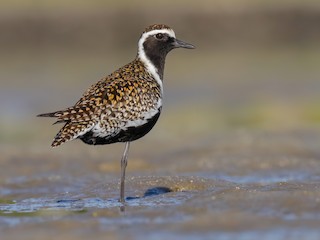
[{"x1": 155, "y1": 33, "x2": 164, "y2": 40}]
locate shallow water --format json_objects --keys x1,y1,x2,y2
[
  {"x1": 1, "y1": 9, "x2": 320, "y2": 238},
  {"x1": 1, "y1": 131, "x2": 320, "y2": 240}
]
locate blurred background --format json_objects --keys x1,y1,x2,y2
[
  {"x1": 1, "y1": 0, "x2": 320, "y2": 150},
  {"x1": 1, "y1": 1, "x2": 320, "y2": 239},
  {"x1": 0, "y1": 0, "x2": 320, "y2": 174}
]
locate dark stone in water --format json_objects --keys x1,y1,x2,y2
[
  {"x1": 144, "y1": 187, "x2": 172, "y2": 197},
  {"x1": 56, "y1": 199, "x2": 80, "y2": 203}
]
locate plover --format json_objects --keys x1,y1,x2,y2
[{"x1": 38, "y1": 24, "x2": 195, "y2": 203}]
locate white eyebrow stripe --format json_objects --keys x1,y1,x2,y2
[
  {"x1": 137, "y1": 28, "x2": 176, "y2": 95},
  {"x1": 142, "y1": 29, "x2": 176, "y2": 39},
  {"x1": 137, "y1": 29, "x2": 176, "y2": 58}
]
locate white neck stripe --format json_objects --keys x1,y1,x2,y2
[{"x1": 137, "y1": 29, "x2": 176, "y2": 94}]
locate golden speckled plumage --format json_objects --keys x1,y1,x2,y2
[
  {"x1": 41, "y1": 59, "x2": 162, "y2": 147},
  {"x1": 38, "y1": 24, "x2": 195, "y2": 203}
]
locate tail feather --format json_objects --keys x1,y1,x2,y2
[
  {"x1": 51, "y1": 121, "x2": 95, "y2": 148},
  {"x1": 38, "y1": 105, "x2": 96, "y2": 147},
  {"x1": 53, "y1": 120, "x2": 67, "y2": 125},
  {"x1": 38, "y1": 104, "x2": 94, "y2": 122},
  {"x1": 37, "y1": 111, "x2": 62, "y2": 118},
  {"x1": 37, "y1": 110, "x2": 73, "y2": 129}
]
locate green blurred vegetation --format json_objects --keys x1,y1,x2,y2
[
  {"x1": 0, "y1": 199, "x2": 15, "y2": 204},
  {"x1": 0, "y1": 0, "x2": 320, "y2": 145}
]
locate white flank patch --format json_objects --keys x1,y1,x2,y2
[
  {"x1": 124, "y1": 99, "x2": 162, "y2": 129},
  {"x1": 92, "y1": 123, "x2": 120, "y2": 139},
  {"x1": 137, "y1": 28, "x2": 176, "y2": 93},
  {"x1": 72, "y1": 123, "x2": 95, "y2": 140},
  {"x1": 91, "y1": 103, "x2": 162, "y2": 137}
]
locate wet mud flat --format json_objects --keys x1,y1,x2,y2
[{"x1": 1, "y1": 129, "x2": 320, "y2": 240}]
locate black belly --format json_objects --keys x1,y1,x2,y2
[{"x1": 79, "y1": 111, "x2": 161, "y2": 145}]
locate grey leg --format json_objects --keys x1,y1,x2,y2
[{"x1": 120, "y1": 141, "x2": 130, "y2": 203}]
